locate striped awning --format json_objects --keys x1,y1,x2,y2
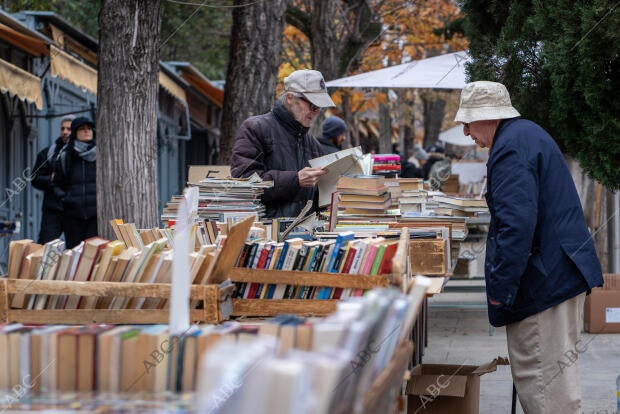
[
  {"x1": 0, "y1": 58, "x2": 42, "y2": 109},
  {"x1": 159, "y1": 70, "x2": 187, "y2": 104},
  {"x1": 50, "y1": 45, "x2": 97, "y2": 94}
]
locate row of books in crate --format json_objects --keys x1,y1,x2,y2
[
  {"x1": 0, "y1": 281, "x2": 430, "y2": 413},
  {"x1": 233, "y1": 231, "x2": 399, "y2": 300},
  {"x1": 3, "y1": 220, "x2": 401, "y2": 314},
  {"x1": 4, "y1": 236, "x2": 210, "y2": 311}
]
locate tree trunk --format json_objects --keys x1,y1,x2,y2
[
  {"x1": 289, "y1": 0, "x2": 381, "y2": 137},
  {"x1": 378, "y1": 102, "x2": 391, "y2": 154},
  {"x1": 219, "y1": 0, "x2": 288, "y2": 165},
  {"x1": 97, "y1": 0, "x2": 163, "y2": 238},
  {"x1": 340, "y1": 92, "x2": 355, "y2": 148},
  {"x1": 421, "y1": 91, "x2": 446, "y2": 149}
]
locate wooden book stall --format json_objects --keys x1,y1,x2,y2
[{"x1": 0, "y1": 278, "x2": 225, "y2": 324}]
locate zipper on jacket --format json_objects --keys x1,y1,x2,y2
[
  {"x1": 82, "y1": 160, "x2": 86, "y2": 219},
  {"x1": 296, "y1": 134, "x2": 304, "y2": 171}
]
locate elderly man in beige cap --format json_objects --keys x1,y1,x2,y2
[
  {"x1": 231, "y1": 69, "x2": 334, "y2": 218},
  {"x1": 455, "y1": 81, "x2": 603, "y2": 413}
]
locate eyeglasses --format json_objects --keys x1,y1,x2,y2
[
  {"x1": 463, "y1": 123, "x2": 470, "y2": 129},
  {"x1": 61, "y1": 127, "x2": 71, "y2": 130},
  {"x1": 297, "y1": 95, "x2": 320, "y2": 112}
]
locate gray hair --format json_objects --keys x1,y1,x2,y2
[
  {"x1": 61, "y1": 115, "x2": 76, "y2": 124},
  {"x1": 279, "y1": 91, "x2": 300, "y2": 111}
]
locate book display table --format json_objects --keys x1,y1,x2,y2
[{"x1": 0, "y1": 205, "x2": 455, "y2": 413}]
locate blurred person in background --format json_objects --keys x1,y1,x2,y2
[
  {"x1": 53, "y1": 117, "x2": 98, "y2": 248},
  {"x1": 31, "y1": 115, "x2": 74, "y2": 244},
  {"x1": 318, "y1": 116, "x2": 347, "y2": 155}
]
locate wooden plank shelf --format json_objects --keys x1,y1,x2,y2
[{"x1": 0, "y1": 279, "x2": 222, "y2": 325}]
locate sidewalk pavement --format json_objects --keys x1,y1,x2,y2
[{"x1": 423, "y1": 305, "x2": 620, "y2": 414}]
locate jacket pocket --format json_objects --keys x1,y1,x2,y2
[{"x1": 513, "y1": 252, "x2": 548, "y2": 307}]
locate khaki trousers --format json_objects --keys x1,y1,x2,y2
[{"x1": 505, "y1": 293, "x2": 586, "y2": 414}]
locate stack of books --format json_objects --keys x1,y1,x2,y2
[
  {"x1": 431, "y1": 194, "x2": 488, "y2": 217},
  {"x1": 396, "y1": 178, "x2": 427, "y2": 214},
  {"x1": 325, "y1": 175, "x2": 399, "y2": 234},
  {"x1": 371, "y1": 153, "x2": 401, "y2": 176},
  {"x1": 336, "y1": 175, "x2": 392, "y2": 214},
  {"x1": 161, "y1": 174, "x2": 273, "y2": 224}
]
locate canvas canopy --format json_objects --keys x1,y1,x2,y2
[
  {"x1": 325, "y1": 51, "x2": 471, "y2": 90},
  {"x1": 439, "y1": 125, "x2": 476, "y2": 147}
]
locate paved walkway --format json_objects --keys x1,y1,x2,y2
[{"x1": 423, "y1": 305, "x2": 620, "y2": 413}]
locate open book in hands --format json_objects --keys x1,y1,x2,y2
[{"x1": 309, "y1": 147, "x2": 372, "y2": 207}]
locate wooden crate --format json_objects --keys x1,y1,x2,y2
[
  {"x1": 227, "y1": 228, "x2": 410, "y2": 317},
  {"x1": 229, "y1": 268, "x2": 391, "y2": 317},
  {"x1": 0, "y1": 278, "x2": 226, "y2": 325},
  {"x1": 409, "y1": 238, "x2": 448, "y2": 275},
  {"x1": 0, "y1": 225, "x2": 412, "y2": 323}
]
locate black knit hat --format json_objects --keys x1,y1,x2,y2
[
  {"x1": 71, "y1": 117, "x2": 95, "y2": 136},
  {"x1": 321, "y1": 116, "x2": 347, "y2": 139}
]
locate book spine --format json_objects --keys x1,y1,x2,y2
[
  {"x1": 360, "y1": 245, "x2": 379, "y2": 275},
  {"x1": 325, "y1": 240, "x2": 342, "y2": 273},
  {"x1": 255, "y1": 246, "x2": 271, "y2": 269},
  {"x1": 275, "y1": 241, "x2": 290, "y2": 270},
  {"x1": 341, "y1": 247, "x2": 357, "y2": 274},
  {"x1": 245, "y1": 242, "x2": 259, "y2": 268},
  {"x1": 263, "y1": 245, "x2": 276, "y2": 269},
  {"x1": 369, "y1": 244, "x2": 387, "y2": 275},
  {"x1": 331, "y1": 244, "x2": 348, "y2": 274},
  {"x1": 250, "y1": 243, "x2": 265, "y2": 269}
]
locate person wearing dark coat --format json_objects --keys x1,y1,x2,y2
[
  {"x1": 455, "y1": 81, "x2": 603, "y2": 414},
  {"x1": 53, "y1": 117, "x2": 98, "y2": 248},
  {"x1": 31, "y1": 116, "x2": 73, "y2": 243},
  {"x1": 230, "y1": 70, "x2": 335, "y2": 218},
  {"x1": 421, "y1": 144, "x2": 445, "y2": 181},
  {"x1": 317, "y1": 116, "x2": 347, "y2": 155}
]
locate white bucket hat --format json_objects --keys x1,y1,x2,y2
[
  {"x1": 454, "y1": 81, "x2": 520, "y2": 123},
  {"x1": 284, "y1": 69, "x2": 335, "y2": 108}
]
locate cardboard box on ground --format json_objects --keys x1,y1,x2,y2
[
  {"x1": 584, "y1": 273, "x2": 620, "y2": 333},
  {"x1": 406, "y1": 357, "x2": 508, "y2": 414}
]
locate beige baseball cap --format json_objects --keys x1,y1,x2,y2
[
  {"x1": 284, "y1": 69, "x2": 335, "y2": 108},
  {"x1": 454, "y1": 81, "x2": 520, "y2": 123}
]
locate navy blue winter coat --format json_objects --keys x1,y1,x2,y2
[{"x1": 484, "y1": 118, "x2": 603, "y2": 327}]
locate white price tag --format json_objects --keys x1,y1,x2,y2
[{"x1": 605, "y1": 307, "x2": 620, "y2": 323}]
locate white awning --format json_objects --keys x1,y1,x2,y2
[
  {"x1": 439, "y1": 125, "x2": 476, "y2": 147},
  {"x1": 326, "y1": 51, "x2": 471, "y2": 90}
]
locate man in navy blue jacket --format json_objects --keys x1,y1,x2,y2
[{"x1": 455, "y1": 81, "x2": 603, "y2": 414}]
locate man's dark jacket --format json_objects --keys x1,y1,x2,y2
[
  {"x1": 31, "y1": 136, "x2": 66, "y2": 212},
  {"x1": 230, "y1": 102, "x2": 323, "y2": 218},
  {"x1": 484, "y1": 117, "x2": 603, "y2": 327}
]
